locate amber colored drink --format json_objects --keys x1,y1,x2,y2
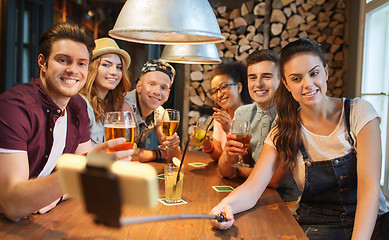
[
  {"x1": 165, "y1": 172, "x2": 184, "y2": 202},
  {"x1": 235, "y1": 134, "x2": 251, "y2": 150},
  {"x1": 162, "y1": 121, "x2": 179, "y2": 137},
  {"x1": 104, "y1": 125, "x2": 135, "y2": 152}
]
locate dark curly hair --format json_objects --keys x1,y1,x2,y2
[{"x1": 209, "y1": 62, "x2": 252, "y2": 105}]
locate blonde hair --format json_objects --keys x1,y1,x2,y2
[{"x1": 81, "y1": 55, "x2": 131, "y2": 123}]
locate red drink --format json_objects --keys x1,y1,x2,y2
[{"x1": 235, "y1": 134, "x2": 251, "y2": 150}]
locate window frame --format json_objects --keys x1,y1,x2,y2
[
  {"x1": 3, "y1": 0, "x2": 53, "y2": 91},
  {"x1": 357, "y1": 0, "x2": 389, "y2": 199}
]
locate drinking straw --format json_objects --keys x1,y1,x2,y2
[
  {"x1": 205, "y1": 118, "x2": 214, "y2": 131},
  {"x1": 175, "y1": 139, "x2": 189, "y2": 184}
]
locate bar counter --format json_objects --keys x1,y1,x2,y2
[{"x1": 0, "y1": 151, "x2": 308, "y2": 239}]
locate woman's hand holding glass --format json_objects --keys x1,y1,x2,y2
[
  {"x1": 189, "y1": 128, "x2": 211, "y2": 151},
  {"x1": 190, "y1": 119, "x2": 208, "y2": 149}
]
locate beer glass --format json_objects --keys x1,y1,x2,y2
[
  {"x1": 158, "y1": 109, "x2": 180, "y2": 150},
  {"x1": 104, "y1": 111, "x2": 136, "y2": 152},
  {"x1": 231, "y1": 120, "x2": 251, "y2": 168}
]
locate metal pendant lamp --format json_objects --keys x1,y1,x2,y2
[
  {"x1": 160, "y1": 44, "x2": 222, "y2": 64},
  {"x1": 108, "y1": 0, "x2": 225, "y2": 45}
]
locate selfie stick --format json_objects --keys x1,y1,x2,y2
[
  {"x1": 78, "y1": 153, "x2": 226, "y2": 227},
  {"x1": 120, "y1": 214, "x2": 226, "y2": 225}
]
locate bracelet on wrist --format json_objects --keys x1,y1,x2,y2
[
  {"x1": 154, "y1": 149, "x2": 161, "y2": 160},
  {"x1": 202, "y1": 142, "x2": 214, "y2": 153}
]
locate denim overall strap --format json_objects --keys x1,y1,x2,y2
[
  {"x1": 344, "y1": 98, "x2": 354, "y2": 146},
  {"x1": 300, "y1": 140, "x2": 310, "y2": 162},
  {"x1": 297, "y1": 99, "x2": 357, "y2": 239}
]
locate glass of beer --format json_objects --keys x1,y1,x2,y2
[
  {"x1": 164, "y1": 163, "x2": 184, "y2": 203},
  {"x1": 158, "y1": 109, "x2": 180, "y2": 150},
  {"x1": 191, "y1": 119, "x2": 207, "y2": 149},
  {"x1": 104, "y1": 111, "x2": 136, "y2": 152},
  {"x1": 230, "y1": 120, "x2": 251, "y2": 168}
]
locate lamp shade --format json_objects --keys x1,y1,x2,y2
[
  {"x1": 160, "y1": 44, "x2": 222, "y2": 64},
  {"x1": 108, "y1": 0, "x2": 225, "y2": 45}
]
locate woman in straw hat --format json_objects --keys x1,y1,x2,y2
[{"x1": 80, "y1": 37, "x2": 132, "y2": 147}]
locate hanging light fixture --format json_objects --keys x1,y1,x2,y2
[
  {"x1": 160, "y1": 44, "x2": 222, "y2": 64},
  {"x1": 108, "y1": 0, "x2": 225, "y2": 45}
]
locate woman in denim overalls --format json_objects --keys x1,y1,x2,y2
[
  {"x1": 210, "y1": 38, "x2": 387, "y2": 239},
  {"x1": 297, "y1": 98, "x2": 358, "y2": 239}
]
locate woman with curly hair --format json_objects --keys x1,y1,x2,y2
[
  {"x1": 80, "y1": 37, "x2": 131, "y2": 147},
  {"x1": 196, "y1": 62, "x2": 251, "y2": 161}
]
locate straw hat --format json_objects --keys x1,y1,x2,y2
[{"x1": 93, "y1": 37, "x2": 131, "y2": 69}]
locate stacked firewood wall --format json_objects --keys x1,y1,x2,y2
[
  {"x1": 188, "y1": 0, "x2": 348, "y2": 136},
  {"x1": 268, "y1": 0, "x2": 347, "y2": 98}
]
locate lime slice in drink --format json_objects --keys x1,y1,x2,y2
[
  {"x1": 172, "y1": 157, "x2": 181, "y2": 167},
  {"x1": 195, "y1": 129, "x2": 206, "y2": 140}
]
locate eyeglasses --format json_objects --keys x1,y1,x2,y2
[{"x1": 208, "y1": 83, "x2": 238, "y2": 96}]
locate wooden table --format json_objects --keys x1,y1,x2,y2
[{"x1": 0, "y1": 151, "x2": 307, "y2": 239}]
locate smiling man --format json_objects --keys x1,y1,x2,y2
[
  {"x1": 218, "y1": 49, "x2": 301, "y2": 205},
  {"x1": 124, "y1": 60, "x2": 181, "y2": 162},
  {"x1": 0, "y1": 22, "x2": 132, "y2": 221}
]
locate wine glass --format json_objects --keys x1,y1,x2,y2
[
  {"x1": 230, "y1": 120, "x2": 251, "y2": 168},
  {"x1": 158, "y1": 109, "x2": 180, "y2": 150},
  {"x1": 104, "y1": 111, "x2": 136, "y2": 152}
]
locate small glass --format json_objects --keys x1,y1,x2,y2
[
  {"x1": 230, "y1": 120, "x2": 251, "y2": 168},
  {"x1": 104, "y1": 111, "x2": 136, "y2": 152},
  {"x1": 191, "y1": 119, "x2": 207, "y2": 149},
  {"x1": 164, "y1": 163, "x2": 184, "y2": 203},
  {"x1": 158, "y1": 109, "x2": 180, "y2": 150}
]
